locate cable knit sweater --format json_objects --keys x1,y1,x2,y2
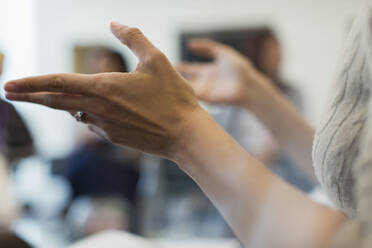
[{"x1": 313, "y1": 2, "x2": 372, "y2": 247}]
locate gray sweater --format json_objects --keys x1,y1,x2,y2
[{"x1": 313, "y1": 2, "x2": 372, "y2": 247}]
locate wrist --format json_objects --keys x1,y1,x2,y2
[
  {"x1": 240, "y1": 73, "x2": 277, "y2": 115},
  {"x1": 168, "y1": 106, "x2": 216, "y2": 167}
]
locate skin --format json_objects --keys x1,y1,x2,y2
[
  {"x1": 177, "y1": 39, "x2": 317, "y2": 182},
  {"x1": 258, "y1": 36, "x2": 281, "y2": 80},
  {"x1": 248, "y1": 36, "x2": 282, "y2": 167},
  {"x1": 4, "y1": 22, "x2": 346, "y2": 247}
]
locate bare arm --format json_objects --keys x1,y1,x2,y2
[
  {"x1": 246, "y1": 75, "x2": 316, "y2": 181},
  {"x1": 4, "y1": 23, "x2": 344, "y2": 247},
  {"x1": 174, "y1": 110, "x2": 344, "y2": 248}
]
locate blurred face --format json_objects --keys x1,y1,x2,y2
[
  {"x1": 88, "y1": 55, "x2": 124, "y2": 73},
  {"x1": 258, "y1": 36, "x2": 281, "y2": 79}
]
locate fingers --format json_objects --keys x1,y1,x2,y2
[
  {"x1": 7, "y1": 92, "x2": 107, "y2": 127},
  {"x1": 111, "y1": 22, "x2": 159, "y2": 61},
  {"x1": 187, "y1": 39, "x2": 226, "y2": 58},
  {"x1": 4, "y1": 73, "x2": 98, "y2": 95},
  {"x1": 5, "y1": 92, "x2": 98, "y2": 113}
]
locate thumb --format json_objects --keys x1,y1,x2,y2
[{"x1": 111, "y1": 22, "x2": 158, "y2": 61}]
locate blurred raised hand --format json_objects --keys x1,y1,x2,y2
[
  {"x1": 177, "y1": 39, "x2": 270, "y2": 107},
  {"x1": 4, "y1": 22, "x2": 206, "y2": 159},
  {"x1": 178, "y1": 39, "x2": 317, "y2": 181}
]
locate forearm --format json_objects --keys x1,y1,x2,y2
[
  {"x1": 244, "y1": 76, "x2": 316, "y2": 182},
  {"x1": 173, "y1": 110, "x2": 345, "y2": 247}
]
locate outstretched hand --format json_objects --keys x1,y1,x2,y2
[{"x1": 4, "y1": 22, "x2": 205, "y2": 159}]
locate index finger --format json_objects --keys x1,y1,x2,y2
[
  {"x1": 111, "y1": 22, "x2": 159, "y2": 61},
  {"x1": 4, "y1": 73, "x2": 98, "y2": 96}
]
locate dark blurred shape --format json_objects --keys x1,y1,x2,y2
[
  {"x1": 0, "y1": 101, "x2": 34, "y2": 164},
  {"x1": 84, "y1": 47, "x2": 128, "y2": 73},
  {"x1": 0, "y1": 231, "x2": 31, "y2": 248},
  {"x1": 0, "y1": 53, "x2": 34, "y2": 164},
  {"x1": 53, "y1": 139, "x2": 141, "y2": 238},
  {"x1": 74, "y1": 46, "x2": 128, "y2": 74},
  {"x1": 65, "y1": 140, "x2": 139, "y2": 203}
]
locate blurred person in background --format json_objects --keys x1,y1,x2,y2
[
  {"x1": 181, "y1": 27, "x2": 313, "y2": 192},
  {"x1": 226, "y1": 28, "x2": 313, "y2": 191},
  {"x1": 0, "y1": 51, "x2": 34, "y2": 226},
  {"x1": 83, "y1": 47, "x2": 128, "y2": 74},
  {"x1": 58, "y1": 47, "x2": 141, "y2": 240},
  {"x1": 146, "y1": 28, "x2": 309, "y2": 239},
  {"x1": 0, "y1": 51, "x2": 33, "y2": 247},
  {"x1": 0, "y1": 52, "x2": 34, "y2": 164}
]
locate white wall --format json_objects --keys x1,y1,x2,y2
[
  {"x1": 3, "y1": 0, "x2": 366, "y2": 157},
  {"x1": 0, "y1": 0, "x2": 39, "y2": 151}
]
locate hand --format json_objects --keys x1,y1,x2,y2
[
  {"x1": 4, "y1": 22, "x2": 205, "y2": 159},
  {"x1": 177, "y1": 39, "x2": 269, "y2": 107}
]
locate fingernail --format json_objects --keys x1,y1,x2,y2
[
  {"x1": 110, "y1": 22, "x2": 123, "y2": 38},
  {"x1": 5, "y1": 92, "x2": 19, "y2": 100},
  {"x1": 4, "y1": 82, "x2": 19, "y2": 92}
]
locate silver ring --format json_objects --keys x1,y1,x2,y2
[{"x1": 74, "y1": 111, "x2": 85, "y2": 122}]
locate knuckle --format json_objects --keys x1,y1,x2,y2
[
  {"x1": 91, "y1": 73, "x2": 104, "y2": 84},
  {"x1": 50, "y1": 76, "x2": 65, "y2": 91},
  {"x1": 91, "y1": 75, "x2": 110, "y2": 95},
  {"x1": 126, "y1": 27, "x2": 142, "y2": 39},
  {"x1": 146, "y1": 50, "x2": 168, "y2": 68},
  {"x1": 150, "y1": 50, "x2": 166, "y2": 61},
  {"x1": 121, "y1": 27, "x2": 143, "y2": 46}
]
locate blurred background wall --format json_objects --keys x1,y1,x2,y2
[{"x1": 0, "y1": 0, "x2": 365, "y2": 158}]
